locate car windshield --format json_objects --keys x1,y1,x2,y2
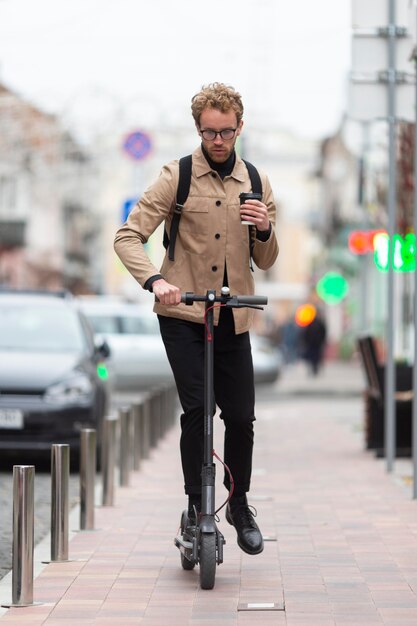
[
  {"x1": 87, "y1": 315, "x2": 119, "y2": 334},
  {"x1": 0, "y1": 303, "x2": 86, "y2": 352},
  {"x1": 122, "y1": 314, "x2": 159, "y2": 335},
  {"x1": 85, "y1": 311, "x2": 159, "y2": 336}
]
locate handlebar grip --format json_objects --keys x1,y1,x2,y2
[
  {"x1": 181, "y1": 292, "x2": 199, "y2": 305},
  {"x1": 236, "y1": 295, "x2": 268, "y2": 306}
]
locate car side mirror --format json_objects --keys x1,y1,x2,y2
[{"x1": 95, "y1": 338, "x2": 111, "y2": 359}]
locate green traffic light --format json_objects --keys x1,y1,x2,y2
[
  {"x1": 374, "y1": 233, "x2": 389, "y2": 271},
  {"x1": 316, "y1": 272, "x2": 349, "y2": 305},
  {"x1": 400, "y1": 233, "x2": 416, "y2": 271},
  {"x1": 374, "y1": 233, "x2": 416, "y2": 272}
]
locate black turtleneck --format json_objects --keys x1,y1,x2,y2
[{"x1": 201, "y1": 145, "x2": 236, "y2": 180}]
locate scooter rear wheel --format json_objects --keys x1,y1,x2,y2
[
  {"x1": 199, "y1": 532, "x2": 216, "y2": 589},
  {"x1": 180, "y1": 510, "x2": 195, "y2": 571}
]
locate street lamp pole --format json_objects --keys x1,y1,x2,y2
[
  {"x1": 411, "y1": 9, "x2": 417, "y2": 498},
  {"x1": 385, "y1": 0, "x2": 397, "y2": 473}
]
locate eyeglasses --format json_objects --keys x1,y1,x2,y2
[{"x1": 199, "y1": 128, "x2": 237, "y2": 141}]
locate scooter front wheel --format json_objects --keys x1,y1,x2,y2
[{"x1": 199, "y1": 532, "x2": 216, "y2": 589}]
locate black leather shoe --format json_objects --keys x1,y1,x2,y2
[{"x1": 226, "y1": 496, "x2": 264, "y2": 555}]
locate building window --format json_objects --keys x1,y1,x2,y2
[{"x1": 0, "y1": 176, "x2": 17, "y2": 216}]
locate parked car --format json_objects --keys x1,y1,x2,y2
[
  {"x1": 0, "y1": 290, "x2": 111, "y2": 460},
  {"x1": 250, "y1": 333, "x2": 283, "y2": 384},
  {"x1": 77, "y1": 298, "x2": 174, "y2": 391},
  {"x1": 78, "y1": 297, "x2": 282, "y2": 390}
]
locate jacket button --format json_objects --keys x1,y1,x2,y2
[
  {"x1": 216, "y1": 200, "x2": 221, "y2": 206},
  {"x1": 215, "y1": 233, "x2": 220, "y2": 239},
  {"x1": 211, "y1": 266, "x2": 217, "y2": 272}
]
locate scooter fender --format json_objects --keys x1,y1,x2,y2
[{"x1": 198, "y1": 515, "x2": 216, "y2": 534}]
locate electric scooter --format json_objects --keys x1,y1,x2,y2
[{"x1": 174, "y1": 287, "x2": 268, "y2": 589}]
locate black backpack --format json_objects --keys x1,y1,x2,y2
[{"x1": 163, "y1": 154, "x2": 262, "y2": 262}]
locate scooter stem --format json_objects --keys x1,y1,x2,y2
[{"x1": 202, "y1": 290, "x2": 216, "y2": 517}]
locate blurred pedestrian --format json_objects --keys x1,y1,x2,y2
[
  {"x1": 299, "y1": 309, "x2": 327, "y2": 375},
  {"x1": 114, "y1": 83, "x2": 279, "y2": 555},
  {"x1": 281, "y1": 317, "x2": 300, "y2": 363}
]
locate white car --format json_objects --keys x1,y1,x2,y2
[
  {"x1": 250, "y1": 333, "x2": 283, "y2": 384},
  {"x1": 77, "y1": 299, "x2": 174, "y2": 391},
  {"x1": 77, "y1": 298, "x2": 282, "y2": 391}
]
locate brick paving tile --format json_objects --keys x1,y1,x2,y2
[
  {"x1": 94, "y1": 616, "x2": 143, "y2": 626},
  {"x1": 2, "y1": 611, "x2": 52, "y2": 626},
  {"x1": 286, "y1": 617, "x2": 336, "y2": 626},
  {"x1": 336, "y1": 615, "x2": 380, "y2": 626},
  {"x1": 34, "y1": 622, "x2": 97, "y2": 626}
]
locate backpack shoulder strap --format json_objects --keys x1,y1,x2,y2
[
  {"x1": 164, "y1": 155, "x2": 192, "y2": 261},
  {"x1": 242, "y1": 159, "x2": 262, "y2": 271},
  {"x1": 242, "y1": 159, "x2": 262, "y2": 197},
  {"x1": 177, "y1": 154, "x2": 193, "y2": 205}
]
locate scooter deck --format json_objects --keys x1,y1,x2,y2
[
  {"x1": 174, "y1": 534, "x2": 193, "y2": 552},
  {"x1": 175, "y1": 527, "x2": 226, "y2": 565},
  {"x1": 175, "y1": 532, "x2": 195, "y2": 564}
]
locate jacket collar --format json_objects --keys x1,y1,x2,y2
[{"x1": 192, "y1": 146, "x2": 247, "y2": 183}]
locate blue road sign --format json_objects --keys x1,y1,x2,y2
[
  {"x1": 122, "y1": 130, "x2": 152, "y2": 161},
  {"x1": 121, "y1": 197, "x2": 138, "y2": 223}
]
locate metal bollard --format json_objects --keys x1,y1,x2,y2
[
  {"x1": 132, "y1": 402, "x2": 142, "y2": 471},
  {"x1": 160, "y1": 386, "x2": 167, "y2": 436},
  {"x1": 156, "y1": 390, "x2": 163, "y2": 441},
  {"x1": 140, "y1": 394, "x2": 151, "y2": 460},
  {"x1": 11, "y1": 465, "x2": 35, "y2": 607},
  {"x1": 119, "y1": 406, "x2": 132, "y2": 486},
  {"x1": 171, "y1": 385, "x2": 179, "y2": 427},
  {"x1": 148, "y1": 391, "x2": 155, "y2": 448},
  {"x1": 101, "y1": 416, "x2": 118, "y2": 506},
  {"x1": 163, "y1": 386, "x2": 170, "y2": 431},
  {"x1": 150, "y1": 390, "x2": 161, "y2": 448},
  {"x1": 50, "y1": 444, "x2": 70, "y2": 561},
  {"x1": 80, "y1": 429, "x2": 96, "y2": 530}
]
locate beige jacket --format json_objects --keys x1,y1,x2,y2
[{"x1": 114, "y1": 147, "x2": 279, "y2": 333}]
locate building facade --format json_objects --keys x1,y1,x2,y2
[{"x1": 0, "y1": 83, "x2": 96, "y2": 292}]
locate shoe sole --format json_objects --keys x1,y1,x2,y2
[{"x1": 225, "y1": 508, "x2": 264, "y2": 555}]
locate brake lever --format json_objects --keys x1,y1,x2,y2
[{"x1": 224, "y1": 303, "x2": 264, "y2": 311}]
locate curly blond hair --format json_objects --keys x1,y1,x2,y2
[{"x1": 191, "y1": 83, "x2": 244, "y2": 125}]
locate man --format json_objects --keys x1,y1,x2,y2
[
  {"x1": 299, "y1": 308, "x2": 327, "y2": 376},
  {"x1": 114, "y1": 82, "x2": 278, "y2": 555}
]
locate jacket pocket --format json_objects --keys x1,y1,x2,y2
[
  {"x1": 177, "y1": 198, "x2": 210, "y2": 254},
  {"x1": 180, "y1": 198, "x2": 209, "y2": 232}
]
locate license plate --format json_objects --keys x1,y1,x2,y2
[{"x1": 0, "y1": 409, "x2": 24, "y2": 429}]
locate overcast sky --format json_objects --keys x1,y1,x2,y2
[{"x1": 0, "y1": 0, "x2": 352, "y2": 143}]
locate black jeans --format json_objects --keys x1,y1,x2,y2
[{"x1": 158, "y1": 307, "x2": 255, "y2": 496}]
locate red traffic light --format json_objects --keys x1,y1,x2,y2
[{"x1": 348, "y1": 230, "x2": 386, "y2": 255}]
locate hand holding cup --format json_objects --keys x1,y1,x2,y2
[{"x1": 239, "y1": 192, "x2": 263, "y2": 226}]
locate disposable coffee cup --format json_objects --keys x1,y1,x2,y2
[{"x1": 239, "y1": 192, "x2": 262, "y2": 225}]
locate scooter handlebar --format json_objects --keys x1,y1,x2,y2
[{"x1": 180, "y1": 292, "x2": 268, "y2": 307}]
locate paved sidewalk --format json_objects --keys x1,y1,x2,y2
[{"x1": 1, "y1": 360, "x2": 417, "y2": 625}]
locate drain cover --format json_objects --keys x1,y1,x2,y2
[{"x1": 237, "y1": 601, "x2": 285, "y2": 611}]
